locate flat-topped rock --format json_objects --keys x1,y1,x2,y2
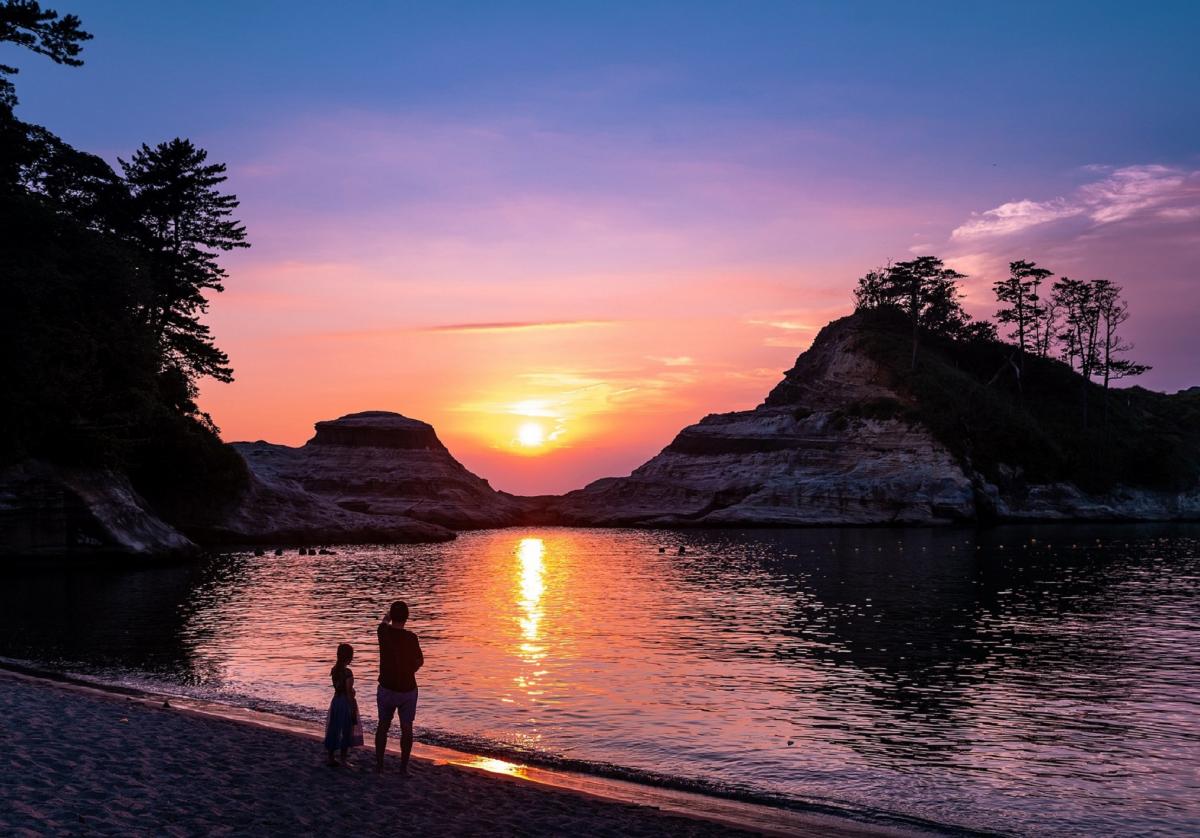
[{"x1": 311, "y1": 411, "x2": 445, "y2": 450}]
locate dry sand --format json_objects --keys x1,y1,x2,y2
[{"x1": 0, "y1": 671, "x2": 792, "y2": 837}]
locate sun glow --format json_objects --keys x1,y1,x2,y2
[{"x1": 516, "y1": 421, "x2": 546, "y2": 448}]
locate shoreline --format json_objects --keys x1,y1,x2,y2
[{"x1": 0, "y1": 663, "x2": 930, "y2": 837}]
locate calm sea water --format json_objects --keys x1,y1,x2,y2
[{"x1": 1, "y1": 525, "x2": 1197, "y2": 836}]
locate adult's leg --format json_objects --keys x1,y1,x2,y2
[
  {"x1": 399, "y1": 719, "x2": 414, "y2": 774},
  {"x1": 376, "y1": 699, "x2": 394, "y2": 770}
]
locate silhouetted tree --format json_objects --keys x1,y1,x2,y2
[
  {"x1": 1053, "y1": 277, "x2": 1105, "y2": 427},
  {"x1": 1092, "y1": 280, "x2": 1149, "y2": 421},
  {"x1": 1033, "y1": 281, "x2": 1060, "y2": 359},
  {"x1": 121, "y1": 139, "x2": 249, "y2": 388},
  {"x1": 0, "y1": 0, "x2": 91, "y2": 110},
  {"x1": 1053, "y1": 278, "x2": 1092, "y2": 375},
  {"x1": 13, "y1": 120, "x2": 126, "y2": 227},
  {"x1": 852, "y1": 256, "x2": 987, "y2": 366},
  {"x1": 993, "y1": 259, "x2": 1050, "y2": 388},
  {"x1": 888, "y1": 256, "x2": 967, "y2": 369},
  {"x1": 852, "y1": 267, "x2": 891, "y2": 311},
  {"x1": 959, "y1": 318, "x2": 999, "y2": 343}
]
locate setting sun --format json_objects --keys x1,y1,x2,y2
[{"x1": 517, "y1": 422, "x2": 545, "y2": 448}]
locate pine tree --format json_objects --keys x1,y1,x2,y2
[
  {"x1": 1092, "y1": 280, "x2": 1149, "y2": 422},
  {"x1": 852, "y1": 267, "x2": 890, "y2": 311},
  {"x1": 1053, "y1": 278, "x2": 1104, "y2": 427},
  {"x1": 885, "y1": 256, "x2": 968, "y2": 369},
  {"x1": 852, "y1": 256, "x2": 984, "y2": 366},
  {"x1": 0, "y1": 0, "x2": 91, "y2": 110},
  {"x1": 993, "y1": 259, "x2": 1050, "y2": 387},
  {"x1": 121, "y1": 138, "x2": 249, "y2": 387}
]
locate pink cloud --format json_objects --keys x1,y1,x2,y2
[{"x1": 951, "y1": 165, "x2": 1200, "y2": 239}]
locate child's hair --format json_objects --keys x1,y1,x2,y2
[{"x1": 334, "y1": 642, "x2": 354, "y2": 669}]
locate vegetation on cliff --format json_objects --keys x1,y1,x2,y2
[
  {"x1": 0, "y1": 1, "x2": 246, "y2": 525},
  {"x1": 850, "y1": 288, "x2": 1198, "y2": 495}
]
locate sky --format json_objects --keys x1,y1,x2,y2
[{"x1": 9, "y1": 1, "x2": 1200, "y2": 494}]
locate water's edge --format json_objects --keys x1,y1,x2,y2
[{"x1": 0, "y1": 657, "x2": 989, "y2": 837}]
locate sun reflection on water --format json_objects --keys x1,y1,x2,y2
[
  {"x1": 512, "y1": 537, "x2": 549, "y2": 728},
  {"x1": 517, "y1": 537, "x2": 545, "y2": 653}
]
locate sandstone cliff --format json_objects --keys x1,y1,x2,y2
[{"x1": 548, "y1": 314, "x2": 1200, "y2": 526}]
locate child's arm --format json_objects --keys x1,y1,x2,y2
[{"x1": 346, "y1": 671, "x2": 356, "y2": 698}]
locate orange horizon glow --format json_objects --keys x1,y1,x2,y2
[{"x1": 198, "y1": 262, "x2": 857, "y2": 494}]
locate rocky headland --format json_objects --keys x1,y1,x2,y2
[{"x1": 546, "y1": 313, "x2": 1200, "y2": 526}]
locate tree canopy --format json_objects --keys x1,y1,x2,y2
[
  {"x1": 0, "y1": 0, "x2": 91, "y2": 109},
  {"x1": 852, "y1": 256, "x2": 995, "y2": 368},
  {"x1": 122, "y1": 138, "x2": 249, "y2": 385}
]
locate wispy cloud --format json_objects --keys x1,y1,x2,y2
[
  {"x1": 421, "y1": 319, "x2": 613, "y2": 333},
  {"x1": 951, "y1": 165, "x2": 1200, "y2": 239},
  {"x1": 951, "y1": 198, "x2": 1081, "y2": 239},
  {"x1": 745, "y1": 314, "x2": 822, "y2": 347},
  {"x1": 746, "y1": 318, "x2": 817, "y2": 332},
  {"x1": 648, "y1": 355, "x2": 695, "y2": 366}
]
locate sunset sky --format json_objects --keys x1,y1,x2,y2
[{"x1": 12, "y1": 2, "x2": 1199, "y2": 494}]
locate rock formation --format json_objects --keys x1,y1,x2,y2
[
  {"x1": 548, "y1": 315, "x2": 1200, "y2": 526},
  {"x1": 224, "y1": 411, "x2": 529, "y2": 536},
  {"x1": 0, "y1": 461, "x2": 197, "y2": 558}
]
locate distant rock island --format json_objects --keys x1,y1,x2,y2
[
  {"x1": 4, "y1": 311, "x2": 1198, "y2": 558},
  {"x1": 209, "y1": 411, "x2": 529, "y2": 543}
]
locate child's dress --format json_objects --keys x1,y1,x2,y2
[{"x1": 323, "y1": 665, "x2": 364, "y2": 751}]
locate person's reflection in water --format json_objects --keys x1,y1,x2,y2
[{"x1": 375, "y1": 600, "x2": 424, "y2": 775}]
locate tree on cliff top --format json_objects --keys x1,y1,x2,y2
[
  {"x1": 0, "y1": 0, "x2": 91, "y2": 110},
  {"x1": 993, "y1": 259, "x2": 1050, "y2": 388},
  {"x1": 852, "y1": 256, "x2": 989, "y2": 368},
  {"x1": 1093, "y1": 280, "x2": 1149, "y2": 396},
  {"x1": 122, "y1": 139, "x2": 249, "y2": 387}
]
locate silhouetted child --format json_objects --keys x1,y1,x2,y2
[{"x1": 323, "y1": 643, "x2": 363, "y2": 766}]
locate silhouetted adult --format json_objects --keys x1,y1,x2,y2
[{"x1": 376, "y1": 600, "x2": 423, "y2": 774}]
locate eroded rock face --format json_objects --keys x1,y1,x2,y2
[
  {"x1": 196, "y1": 465, "x2": 455, "y2": 546},
  {"x1": 228, "y1": 411, "x2": 530, "y2": 532},
  {"x1": 0, "y1": 461, "x2": 197, "y2": 558},
  {"x1": 548, "y1": 315, "x2": 1200, "y2": 526}
]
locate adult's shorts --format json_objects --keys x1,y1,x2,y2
[{"x1": 377, "y1": 685, "x2": 418, "y2": 725}]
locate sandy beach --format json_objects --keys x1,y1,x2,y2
[{"x1": 0, "y1": 670, "x2": 899, "y2": 837}]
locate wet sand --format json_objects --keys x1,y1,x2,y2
[{"x1": 0, "y1": 670, "x2": 900, "y2": 837}]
